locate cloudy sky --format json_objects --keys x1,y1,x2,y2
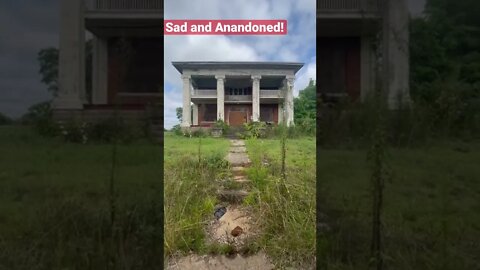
[
  {"x1": 164, "y1": 0, "x2": 317, "y2": 128},
  {"x1": 0, "y1": 0, "x2": 425, "y2": 125}
]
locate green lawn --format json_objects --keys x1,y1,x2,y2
[
  {"x1": 318, "y1": 141, "x2": 480, "y2": 269},
  {"x1": 245, "y1": 137, "x2": 316, "y2": 268},
  {"x1": 2, "y1": 126, "x2": 478, "y2": 269},
  {"x1": 163, "y1": 132, "x2": 231, "y2": 256},
  {"x1": 0, "y1": 126, "x2": 163, "y2": 269}
]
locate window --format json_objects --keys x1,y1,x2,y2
[
  {"x1": 260, "y1": 106, "x2": 274, "y2": 122},
  {"x1": 203, "y1": 104, "x2": 217, "y2": 122}
]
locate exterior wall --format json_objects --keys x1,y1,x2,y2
[{"x1": 106, "y1": 37, "x2": 162, "y2": 105}]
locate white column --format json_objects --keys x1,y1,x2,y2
[
  {"x1": 251, "y1": 75, "x2": 261, "y2": 122},
  {"x1": 181, "y1": 74, "x2": 192, "y2": 127},
  {"x1": 192, "y1": 103, "x2": 199, "y2": 125},
  {"x1": 285, "y1": 75, "x2": 295, "y2": 126},
  {"x1": 384, "y1": 0, "x2": 410, "y2": 108},
  {"x1": 277, "y1": 103, "x2": 283, "y2": 124},
  {"x1": 361, "y1": 36, "x2": 374, "y2": 102},
  {"x1": 92, "y1": 36, "x2": 108, "y2": 104},
  {"x1": 215, "y1": 75, "x2": 225, "y2": 121},
  {"x1": 53, "y1": 0, "x2": 85, "y2": 109}
]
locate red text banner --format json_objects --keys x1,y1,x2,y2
[{"x1": 164, "y1": 20, "x2": 287, "y2": 35}]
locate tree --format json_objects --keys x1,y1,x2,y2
[
  {"x1": 176, "y1": 107, "x2": 182, "y2": 122},
  {"x1": 37, "y1": 40, "x2": 93, "y2": 98},
  {"x1": 38, "y1": 48, "x2": 59, "y2": 95},
  {"x1": 294, "y1": 79, "x2": 316, "y2": 121}
]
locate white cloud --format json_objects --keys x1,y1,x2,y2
[{"x1": 164, "y1": 0, "x2": 316, "y2": 129}]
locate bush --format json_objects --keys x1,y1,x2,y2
[
  {"x1": 171, "y1": 124, "x2": 183, "y2": 136},
  {"x1": 0, "y1": 112, "x2": 13, "y2": 125},
  {"x1": 22, "y1": 101, "x2": 59, "y2": 137},
  {"x1": 242, "y1": 121, "x2": 267, "y2": 139},
  {"x1": 89, "y1": 117, "x2": 145, "y2": 143},
  {"x1": 213, "y1": 119, "x2": 229, "y2": 134},
  {"x1": 59, "y1": 120, "x2": 89, "y2": 144}
]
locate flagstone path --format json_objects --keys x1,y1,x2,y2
[{"x1": 166, "y1": 139, "x2": 274, "y2": 270}]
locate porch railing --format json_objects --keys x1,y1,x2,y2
[
  {"x1": 260, "y1": 89, "x2": 284, "y2": 98},
  {"x1": 192, "y1": 89, "x2": 217, "y2": 97},
  {"x1": 85, "y1": 0, "x2": 163, "y2": 11},
  {"x1": 317, "y1": 0, "x2": 381, "y2": 13},
  {"x1": 225, "y1": 95, "x2": 252, "y2": 102}
]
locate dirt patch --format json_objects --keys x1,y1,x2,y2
[
  {"x1": 166, "y1": 253, "x2": 274, "y2": 270},
  {"x1": 207, "y1": 205, "x2": 255, "y2": 248}
]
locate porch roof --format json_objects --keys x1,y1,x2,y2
[{"x1": 172, "y1": 61, "x2": 304, "y2": 74}]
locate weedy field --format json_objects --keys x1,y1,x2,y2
[
  {"x1": 0, "y1": 126, "x2": 163, "y2": 269},
  {"x1": 318, "y1": 141, "x2": 480, "y2": 270},
  {"x1": 164, "y1": 132, "x2": 316, "y2": 268}
]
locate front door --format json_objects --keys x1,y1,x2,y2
[
  {"x1": 228, "y1": 106, "x2": 249, "y2": 126},
  {"x1": 229, "y1": 111, "x2": 247, "y2": 126}
]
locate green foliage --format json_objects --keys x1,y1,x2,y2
[
  {"x1": 242, "y1": 121, "x2": 267, "y2": 139},
  {"x1": 409, "y1": 0, "x2": 480, "y2": 138},
  {"x1": 171, "y1": 124, "x2": 183, "y2": 136},
  {"x1": 213, "y1": 119, "x2": 229, "y2": 134},
  {"x1": 293, "y1": 79, "x2": 316, "y2": 136},
  {"x1": 0, "y1": 112, "x2": 13, "y2": 125},
  {"x1": 0, "y1": 127, "x2": 163, "y2": 269},
  {"x1": 21, "y1": 101, "x2": 59, "y2": 137},
  {"x1": 38, "y1": 41, "x2": 92, "y2": 98},
  {"x1": 59, "y1": 120, "x2": 89, "y2": 144},
  {"x1": 175, "y1": 107, "x2": 182, "y2": 122},
  {"x1": 37, "y1": 48, "x2": 59, "y2": 95},
  {"x1": 294, "y1": 79, "x2": 316, "y2": 120},
  {"x1": 88, "y1": 118, "x2": 146, "y2": 143}
]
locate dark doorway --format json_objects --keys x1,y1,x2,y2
[{"x1": 318, "y1": 37, "x2": 361, "y2": 101}]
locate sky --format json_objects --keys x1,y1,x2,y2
[
  {"x1": 164, "y1": 0, "x2": 317, "y2": 128},
  {"x1": 0, "y1": 0, "x2": 426, "y2": 126}
]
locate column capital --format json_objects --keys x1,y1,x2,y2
[
  {"x1": 215, "y1": 74, "x2": 226, "y2": 80},
  {"x1": 251, "y1": 75, "x2": 262, "y2": 80},
  {"x1": 181, "y1": 74, "x2": 191, "y2": 80},
  {"x1": 285, "y1": 75, "x2": 295, "y2": 82}
]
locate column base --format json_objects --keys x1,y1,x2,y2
[{"x1": 52, "y1": 96, "x2": 83, "y2": 110}]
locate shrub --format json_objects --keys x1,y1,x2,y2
[
  {"x1": 213, "y1": 119, "x2": 229, "y2": 134},
  {"x1": 22, "y1": 101, "x2": 60, "y2": 137},
  {"x1": 242, "y1": 121, "x2": 267, "y2": 139},
  {"x1": 89, "y1": 117, "x2": 144, "y2": 143},
  {"x1": 59, "y1": 120, "x2": 89, "y2": 144},
  {"x1": 171, "y1": 124, "x2": 183, "y2": 136},
  {"x1": 0, "y1": 112, "x2": 13, "y2": 125}
]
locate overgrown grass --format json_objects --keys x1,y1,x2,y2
[
  {"x1": 0, "y1": 126, "x2": 162, "y2": 269},
  {"x1": 163, "y1": 132, "x2": 231, "y2": 256},
  {"x1": 245, "y1": 137, "x2": 316, "y2": 268},
  {"x1": 317, "y1": 141, "x2": 480, "y2": 269}
]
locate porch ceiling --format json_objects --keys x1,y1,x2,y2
[
  {"x1": 85, "y1": 18, "x2": 162, "y2": 37},
  {"x1": 191, "y1": 75, "x2": 285, "y2": 89},
  {"x1": 317, "y1": 18, "x2": 379, "y2": 36}
]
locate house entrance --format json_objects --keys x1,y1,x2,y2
[{"x1": 228, "y1": 106, "x2": 249, "y2": 126}]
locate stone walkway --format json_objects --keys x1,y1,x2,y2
[{"x1": 166, "y1": 139, "x2": 273, "y2": 270}]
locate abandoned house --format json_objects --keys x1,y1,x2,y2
[
  {"x1": 317, "y1": 0, "x2": 410, "y2": 108},
  {"x1": 173, "y1": 62, "x2": 303, "y2": 128},
  {"x1": 52, "y1": 0, "x2": 163, "y2": 121}
]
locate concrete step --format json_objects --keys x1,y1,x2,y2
[
  {"x1": 232, "y1": 166, "x2": 245, "y2": 173},
  {"x1": 230, "y1": 140, "x2": 245, "y2": 147},
  {"x1": 233, "y1": 175, "x2": 250, "y2": 183},
  {"x1": 217, "y1": 190, "x2": 249, "y2": 203},
  {"x1": 229, "y1": 146, "x2": 247, "y2": 153}
]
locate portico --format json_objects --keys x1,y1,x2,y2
[{"x1": 173, "y1": 62, "x2": 302, "y2": 128}]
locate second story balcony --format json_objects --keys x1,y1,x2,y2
[
  {"x1": 317, "y1": 0, "x2": 382, "y2": 19},
  {"x1": 191, "y1": 89, "x2": 284, "y2": 103},
  {"x1": 83, "y1": 0, "x2": 163, "y2": 36},
  {"x1": 84, "y1": 0, "x2": 162, "y2": 19}
]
